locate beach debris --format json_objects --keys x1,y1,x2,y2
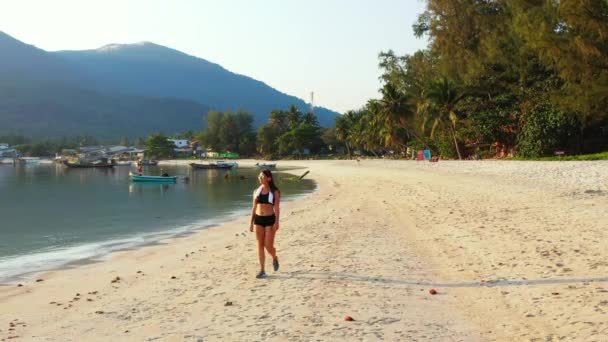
[
  {"x1": 111, "y1": 276, "x2": 121, "y2": 283},
  {"x1": 299, "y1": 170, "x2": 310, "y2": 180},
  {"x1": 87, "y1": 291, "x2": 98, "y2": 295},
  {"x1": 95, "y1": 310, "x2": 104, "y2": 314},
  {"x1": 344, "y1": 315, "x2": 355, "y2": 321},
  {"x1": 87, "y1": 299, "x2": 94, "y2": 302},
  {"x1": 429, "y1": 289, "x2": 438, "y2": 295},
  {"x1": 224, "y1": 301, "x2": 233, "y2": 306},
  {"x1": 171, "y1": 276, "x2": 177, "y2": 279},
  {"x1": 124, "y1": 330, "x2": 130, "y2": 333},
  {"x1": 35, "y1": 279, "x2": 44, "y2": 282},
  {"x1": 17, "y1": 284, "x2": 23, "y2": 287}
]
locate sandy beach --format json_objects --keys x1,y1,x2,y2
[{"x1": 2, "y1": 159, "x2": 608, "y2": 341}]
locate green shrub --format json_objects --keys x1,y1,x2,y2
[{"x1": 517, "y1": 104, "x2": 578, "y2": 158}]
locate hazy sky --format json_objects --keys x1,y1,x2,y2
[{"x1": 0, "y1": 0, "x2": 428, "y2": 113}]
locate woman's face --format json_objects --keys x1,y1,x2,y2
[{"x1": 258, "y1": 173, "x2": 268, "y2": 185}]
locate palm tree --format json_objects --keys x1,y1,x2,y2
[
  {"x1": 369, "y1": 84, "x2": 416, "y2": 152},
  {"x1": 418, "y1": 77, "x2": 466, "y2": 159},
  {"x1": 268, "y1": 110, "x2": 289, "y2": 131},
  {"x1": 286, "y1": 105, "x2": 302, "y2": 129},
  {"x1": 335, "y1": 114, "x2": 352, "y2": 158}
]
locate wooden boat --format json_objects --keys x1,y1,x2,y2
[
  {"x1": 63, "y1": 159, "x2": 115, "y2": 168},
  {"x1": 255, "y1": 162, "x2": 277, "y2": 169},
  {"x1": 216, "y1": 160, "x2": 238, "y2": 168},
  {"x1": 189, "y1": 162, "x2": 234, "y2": 170},
  {"x1": 15, "y1": 157, "x2": 41, "y2": 164},
  {"x1": 139, "y1": 160, "x2": 158, "y2": 166},
  {"x1": 129, "y1": 172, "x2": 177, "y2": 182}
]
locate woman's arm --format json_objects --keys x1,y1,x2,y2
[
  {"x1": 249, "y1": 191, "x2": 257, "y2": 232},
  {"x1": 273, "y1": 191, "x2": 281, "y2": 230}
]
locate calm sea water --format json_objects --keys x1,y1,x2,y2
[{"x1": 0, "y1": 163, "x2": 315, "y2": 282}]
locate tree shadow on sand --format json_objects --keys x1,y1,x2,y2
[{"x1": 267, "y1": 271, "x2": 608, "y2": 288}]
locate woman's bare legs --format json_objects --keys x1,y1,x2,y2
[
  {"x1": 255, "y1": 225, "x2": 266, "y2": 272},
  {"x1": 264, "y1": 226, "x2": 277, "y2": 260}
]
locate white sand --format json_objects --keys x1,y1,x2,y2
[{"x1": 1, "y1": 159, "x2": 607, "y2": 341}]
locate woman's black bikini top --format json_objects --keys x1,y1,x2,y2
[{"x1": 254, "y1": 186, "x2": 274, "y2": 204}]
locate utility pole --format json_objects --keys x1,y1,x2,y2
[{"x1": 310, "y1": 91, "x2": 315, "y2": 115}]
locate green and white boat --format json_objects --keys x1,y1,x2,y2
[{"x1": 129, "y1": 172, "x2": 177, "y2": 183}]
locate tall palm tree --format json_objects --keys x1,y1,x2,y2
[
  {"x1": 370, "y1": 84, "x2": 415, "y2": 151},
  {"x1": 286, "y1": 105, "x2": 302, "y2": 129},
  {"x1": 418, "y1": 77, "x2": 466, "y2": 159},
  {"x1": 335, "y1": 114, "x2": 352, "y2": 158}
]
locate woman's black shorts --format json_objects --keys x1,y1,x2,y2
[{"x1": 254, "y1": 214, "x2": 276, "y2": 227}]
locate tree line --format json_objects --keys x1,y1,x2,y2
[
  {"x1": 336, "y1": 0, "x2": 608, "y2": 159},
  {"x1": 0, "y1": 135, "x2": 101, "y2": 157},
  {"x1": 2, "y1": 105, "x2": 339, "y2": 159},
  {"x1": 144, "y1": 106, "x2": 338, "y2": 159}
]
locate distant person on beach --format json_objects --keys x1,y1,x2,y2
[{"x1": 249, "y1": 168, "x2": 281, "y2": 279}]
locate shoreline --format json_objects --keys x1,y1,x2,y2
[
  {"x1": 0, "y1": 162, "x2": 316, "y2": 285},
  {"x1": 2, "y1": 160, "x2": 607, "y2": 341}
]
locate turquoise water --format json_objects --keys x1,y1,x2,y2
[{"x1": 0, "y1": 163, "x2": 314, "y2": 282}]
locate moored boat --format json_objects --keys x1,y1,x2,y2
[
  {"x1": 190, "y1": 162, "x2": 234, "y2": 170},
  {"x1": 129, "y1": 172, "x2": 177, "y2": 182},
  {"x1": 15, "y1": 157, "x2": 41, "y2": 164},
  {"x1": 63, "y1": 158, "x2": 115, "y2": 168},
  {"x1": 138, "y1": 160, "x2": 158, "y2": 166},
  {"x1": 216, "y1": 160, "x2": 238, "y2": 168},
  {"x1": 255, "y1": 162, "x2": 277, "y2": 169}
]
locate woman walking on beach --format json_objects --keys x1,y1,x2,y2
[{"x1": 249, "y1": 169, "x2": 281, "y2": 279}]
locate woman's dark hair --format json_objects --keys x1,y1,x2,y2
[{"x1": 261, "y1": 168, "x2": 280, "y2": 194}]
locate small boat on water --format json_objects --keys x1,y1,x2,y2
[
  {"x1": 255, "y1": 162, "x2": 277, "y2": 169},
  {"x1": 15, "y1": 157, "x2": 41, "y2": 164},
  {"x1": 138, "y1": 160, "x2": 158, "y2": 166},
  {"x1": 129, "y1": 172, "x2": 177, "y2": 183},
  {"x1": 216, "y1": 160, "x2": 238, "y2": 168},
  {"x1": 63, "y1": 158, "x2": 115, "y2": 168},
  {"x1": 190, "y1": 162, "x2": 234, "y2": 170}
]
